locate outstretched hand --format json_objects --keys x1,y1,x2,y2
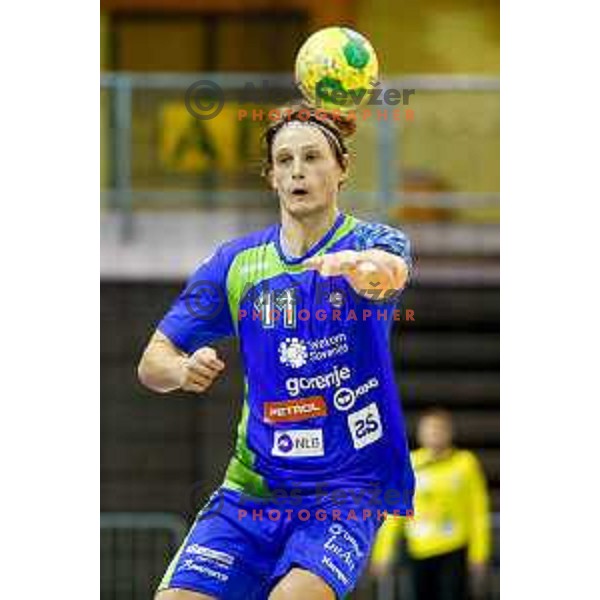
[{"x1": 303, "y1": 250, "x2": 378, "y2": 278}]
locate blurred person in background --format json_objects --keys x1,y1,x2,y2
[
  {"x1": 138, "y1": 103, "x2": 415, "y2": 600},
  {"x1": 370, "y1": 408, "x2": 491, "y2": 600}
]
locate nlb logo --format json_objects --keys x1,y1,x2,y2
[
  {"x1": 264, "y1": 397, "x2": 327, "y2": 423},
  {"x1": 272, "y1": 429, "x2": 324, "y2": 457}
]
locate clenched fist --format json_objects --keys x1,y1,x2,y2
[{"x1": 179, "y1": 347, "x2": 225, "y2": 394}]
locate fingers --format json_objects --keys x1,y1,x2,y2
[
  {"x1": 187, "y1": 361, "x2": 220, "y2": 379},
  {"x1": 181, "y1": 367, "x2": 217, "y2": 393},
  {"x1": 303, "y1": 252, "x2": 362, "y2": 277},
  {"x1": 181, "y1": 347, "x2": 226, "y2": 394},
  {"x1": 193, "y1": 347, "x2": 226, "y2": 371},
  {"x1": 355, "y1": 260, "x2": 378, "y2": 277},
  {"x1": 190, "y1": 348, "x2": 226, "y2": 372},
  {"x1": 338, "y1": 258, "x2": 360, "y2": 275},
  {"x1": 210, "y1": 357, "x2": 226, "y2": 370},
  {"x1": 181, "y1": 378, "x2": 210, "y2": 394},
  {"x1": 303, "y1": 256, "x2": 324, "y2": 271}
]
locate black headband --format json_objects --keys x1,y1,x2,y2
[{"x1": 270, "y1": 116, "x2": 347, "y2": 159}]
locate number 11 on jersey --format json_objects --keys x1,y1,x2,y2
[{"x1": 253, "y1": 287, "x2": 297, "y2": 329}]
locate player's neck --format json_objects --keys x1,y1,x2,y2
[{"x1": 280, "y1": 206, "x2": 340, "y2": 258}]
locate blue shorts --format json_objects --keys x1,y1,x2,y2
[{"x1": 158, "y1": 486, "x2": 386, "y2": 599}]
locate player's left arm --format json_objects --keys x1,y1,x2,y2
[
  {"x1": 304, "y1": 249, "x2": 408, "y2": 298},
  {"x1": 304, "y1": 223, "x2": 412, "y2": 299}
]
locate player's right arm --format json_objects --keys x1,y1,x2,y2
[
  {"x1": 138, "y1": 331, "x2": 225, "y2": 394},
  {"x1": 138, "y1": 244, "x2": 234, "y2": 394}
]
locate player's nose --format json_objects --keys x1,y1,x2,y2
[{"x1": 291, "y1": 158, "x2": 305, "y2": 178}]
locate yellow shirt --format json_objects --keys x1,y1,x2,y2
[{"x1": 372, "y1": 448, "x2": 491, "y2": 563}]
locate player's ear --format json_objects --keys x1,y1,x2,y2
[
  {"x1": 268, "y1": 169, "x2": 277, "y2": 191},
  {"x1": 338, "y1": 153, "x2": 350, "y2": 187},
  {"x1": 263, "y1": 165, "x2": 276, "y2": 190}
]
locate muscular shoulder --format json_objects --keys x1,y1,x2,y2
[{"x1": 210, "y1": 223, "x2": 279, "y2": 268}]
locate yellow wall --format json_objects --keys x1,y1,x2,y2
[
  {"x1": 100, "y1": 3, "x2": 499, "y2": 194},
  {"x1": 354, "y1": 0, "x2": 499, "y2": 193},
  {"x1": 101, "y1": 12, "x2": 112, "y2": 71},
  {"x1": 356, "y1": 0, "x2": 499, "y2": 75}
]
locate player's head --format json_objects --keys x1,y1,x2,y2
[
  {"x1": 263, "y1": 102, "x2": 355, "y2": 218},
  {"x1": 417, "y1": 407, "x2": 454, "y2": 453}
]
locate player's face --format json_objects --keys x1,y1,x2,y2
[
  {"x1": 418, "y1": 416, "x2": 453, "y2": 452},
  {"x1": 269, "y1": 124, "x2": 347, "y2": 218}
]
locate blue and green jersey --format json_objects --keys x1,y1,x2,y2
[{"x1": 159, "y1": 213, "x2": 415, "y2": 513}]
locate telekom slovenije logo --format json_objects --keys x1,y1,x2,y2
[{"x1": 278, "y1": 338, "x2": 309, "y2": 368}]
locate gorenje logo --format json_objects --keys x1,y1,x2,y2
[{"x1": 285, "y1": 365, "x2": 351, "y2": 397}]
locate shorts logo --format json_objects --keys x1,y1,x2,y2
[
  {"x1": 333, "y1": 377, "x2": 379, "y2": 412},
  {"x1": 179, "y1": 559, "x2": 229, "y2": 582},
  {"x1": 327, "y1": 524, "x2": 364, "y2": 558},
  {"x1": 272, "y1": 429, "x2": 324, "y2": 457},
  {"x1": 321, "y1": 523, "x2": 364, "y2": 581},
  {"x1": 347, "y1": 402, "x2": 383, "y2": 449},
  {"x1": 264, "y1": 397, "x2": 327, "y2": 423},
  {"x1": 322, "y1": 555, "x2": 350, "y2": 585},
  {"x1": 184, "y1": 544, "x2": 235, "y2": 567}
]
